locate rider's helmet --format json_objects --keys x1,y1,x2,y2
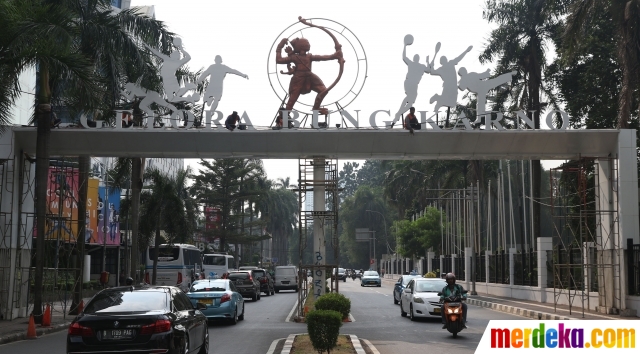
[
  {"x1": 445, "y1": 273, "x2": 456, "y2": 285},
  {"x1": 125, "y1": 277, "x2": 134, "y2": 286}
]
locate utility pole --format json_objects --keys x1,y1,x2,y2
[{"x1": 471, "y1": 180, "x2": 479, "y2": 295}]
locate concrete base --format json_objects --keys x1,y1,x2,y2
[{"x1": 619, "y1": 308, "x2": 637, "y2": 317}]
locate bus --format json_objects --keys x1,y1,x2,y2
[
  {"x1": 202, "y1": 254, "x2": 235, "y2": 279},
  {"x1": 145, "y1": 243, "x2": 202, "y2": 292}
]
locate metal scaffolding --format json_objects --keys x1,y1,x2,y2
[
  {"x1": 550, "y1": 157, "x2": 621, "y2": 317},
  {"x1": 296, "y1": 158, "x2": 339, "y2": 319}
]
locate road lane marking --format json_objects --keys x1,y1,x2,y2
[
  {"x1": 265, "y1": 338, "x2": 284, "y2": 354},
  {"x1": 473, "y1": 295, "x2": 614, "y2": 319},
  {"x1": 285, "y1": 297, "x2": 298, "y2": 322},
  {"x1": 374, "y1": 291, "x2": 388, "y2": 296}
]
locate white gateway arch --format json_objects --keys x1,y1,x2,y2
[{"x1": 0, "y1": 127, "x2": 638, "y2": 318}]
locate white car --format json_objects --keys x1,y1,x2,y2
[{"x1": 400, "y1": 278, "x2": 447, "y2": 321}]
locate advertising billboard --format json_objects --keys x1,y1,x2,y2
[
  {"x1": 93, "y1": 186, "x2": 121, "y2": 245},
  {"x1": 44, "y1": 166, "x2": 79, "y2": 242}
]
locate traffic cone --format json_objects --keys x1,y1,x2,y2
[
  {"x1": 27, "y1": 314, "x2": 37, "y2": 339},
  {"x1": 77, "y1": 300, "x2": 84, "y2": 314},
  {"x1": 41, "y1": 304, "x2": 51, "y2": 327}
]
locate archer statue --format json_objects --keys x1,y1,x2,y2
[{"x1": 276, "y1": 16, "x2": 345, "y2": 115}]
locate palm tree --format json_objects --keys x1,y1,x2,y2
[
  {"x1": 139, "y1": 168, "x2": 196, "y2": 284},
  {"x1": 563, "y1": 0, "x2": 640, "y2": 128},
  {"x1": 257, "y1": 185, "x2": 298, "y2": 265},
  {"x1": 0, "y1": 0, "x2": 175, "y2": 322},
  {"x1": 480, "y1": 0, "x2": 569, "y2": 240}
]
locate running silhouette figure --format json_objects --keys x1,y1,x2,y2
[
  {"x1": 145, "y1": 38, "x2": 199, "y2": 103},
  {"x1": 429, "y1": 45, "x2": 473, "y2": 112},
  {"x1": 122, "y1": 82, "x2": 178, "y2": 120},
  {"x1": 392, "y1": 35, "x2": 431, "y2": 125},
  {"x1": 457, "y1": 68, "x2": 516, "y2": 118},
  {"x1": 197, "y1": 55, "x2": 248, "y2": 112}
]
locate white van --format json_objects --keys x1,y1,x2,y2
[
  {"x1": 145, "y1": 243, "x2": 202, "y2": 292},
  {"x1": 274, "y1": 266, "x2": 298, "y2": 292}
]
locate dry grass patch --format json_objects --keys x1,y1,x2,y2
[{"x1": 291, "y1": 335, "x2": 355, "y2": 354}]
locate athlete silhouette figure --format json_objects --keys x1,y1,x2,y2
[
  {"x1": 392, "y1": 35, "x2": 431, "y2": 126},
  {"x1": 197, "y1": 55, "x2": 248, "y2": 112},
  {"x1": 145, "y1": 38, "x2": 199, "y2": 103},
  {"x1": 457, "y1": 68, "x2": 516, "y2": 119},
  {"x1": 429, "y1": 46, "x2": 473, "y2": 112}
]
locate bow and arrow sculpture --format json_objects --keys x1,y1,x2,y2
[{"x1": 276, "y1": 16, "x2": 345, "y2": 115}]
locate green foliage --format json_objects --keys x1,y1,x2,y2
[
  {"x1": 306, "y1": 310, "x2": 343, "y2": 354},
  {"x1": 394, "y1": 207, "x2": 444, "y2": 258},
  {"x1": 338, "y1": 185, "x2": 396, "y2": 268},
  {"x1": 424, "y1": 271, "x2": 437, "y2": 278},
  {"x1": 314, "y1": 293, "x2": 351, "y2": 319}
]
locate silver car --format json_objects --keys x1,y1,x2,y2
[{"x1": 400, "y1": 278, "x2": 447, "y2": 321}]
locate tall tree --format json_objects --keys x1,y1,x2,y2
[
  {"x1": 562, "y1": 0, "x2": 640, "y2": 128},
  {"x1": 480, "y1": 0, "x2": 569, "y2": 241}
]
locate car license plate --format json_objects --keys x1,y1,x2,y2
[
  {"x1": 198, "y1": 298, "x2": 213, "y2": 305},
  {"x1": 103, "y1": 329, "x2": 135, "y2": 340},
  {"x1": 282, "y1": 281, "x2": 290, "y2": 284},
  {"x1": 434, "y1": 307, "x2": 441, "y2": 313}
]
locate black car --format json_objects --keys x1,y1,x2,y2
[
  {"x1": 332, "y1": 268, "x2": 347, "y2": 282},
  {"x1": 67, "y1": 285, "x2": 208, "y2": 354},
  {"x1": 252, "y1": 268, "x2": 275, "y2": 296},
  {"x1": 228, "y1": 271, "x2": 261, "y2": 301}
]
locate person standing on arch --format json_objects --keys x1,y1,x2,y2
[
  {"x1": 393, "y1": 35, "x2": 431, "y2": 126},
  {"x1": 197, "y1": 55, "x2": 249, "y2": 113}
]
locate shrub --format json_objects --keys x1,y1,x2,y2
[
  {"x1": 306, "y1": 310, "x2": 342, "y2": 354},
  {"x1": 424, "y1": 271, "x2": 437, "y2": 278},
  {"x1": 314, "y1": 292, "x2": 351, "y2": 319}
]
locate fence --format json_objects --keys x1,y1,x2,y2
[
  {"x1": 475, "y1": 252, "x2": 486, "y2": 282},
  {"x1": 513, "y1": 249, "x2": 538, "y2": 286},
  {"x1": 455, "y1": 253, "x2": 465, "y2": 280},
  {"x1": 431, "y1": 257, "x2": 439, "y2": 275},
  {"x1": 488, "y1": 250, "x2": 509, "y2": 284},
  {"x1": 441, "y1": 255, "x2": 452, "y2": 275}
]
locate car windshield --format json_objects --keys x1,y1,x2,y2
[
  {"x1": 338, "y1": 268, "x2": 345, "y2": 274},
  {"x1": 363, "y1": 271, "x2": 379, "y2": 277},
  {"x1": 190, "y1": 280, "x2": 228, "y2": 292},
  {"x1": 402, "y1": 275, "x2": 420, "y2": 285},
  {"x1": 415, "y1": 280, "x2": 446, "y2": 292},
  {"x1": 253, "y1": 270, "x2": 266, "y2": 278},
  {"x1": 84, "y1": 290, "x2": 168, "y2": 314}
]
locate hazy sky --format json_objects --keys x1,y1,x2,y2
[{"x1": 130, "y1": 0, "x2": 563, "y2": 181}]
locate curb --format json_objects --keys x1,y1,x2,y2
[
  {"x1": 279, "y1": 333, "x2": 379, "y2": 354},
  {"x1": 467, "y1": 298, "x2": 578, "y2": 321},
  {"x1": 0, "y1": 321, "x2": 71, "y2": 345}
]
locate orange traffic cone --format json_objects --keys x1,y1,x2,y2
[
  {"x1": 41, "y1": 304, "x2": 51, "y2": 327},
  {"x1": 27, "y1": 314, "x2": 37, "y2": 339},
  {"x1": 77, "y1": 300, "x2": 84, "y2": 314}
]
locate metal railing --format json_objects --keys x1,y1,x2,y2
[
  {"x1": 475, "y1": 252, "x2": 486, "y2": 282},
  {"x1": 627, "y1": 240, "x2": 640, "y2": 296},
  {"x1": 513, "y1": 249, "x2": 538, "y2": 286},
  {"x1": 441, "y1": 255, "x2": 452, "y2": 275},
  {"x1": 455, "y1": 253, "x2": 465, "y2": 280},
  {"x1": 488, "y1": 250, "x2": 509, "y2": 284},
  {"x1": 431, "y1": 258, "x2": 439, "y2": 275}
]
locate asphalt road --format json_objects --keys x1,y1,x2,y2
[
  {"x1": 0, "y1": 280, "x2": 528, "y2": 354},
  {"x1": 0, "y1": 289, "x2": 303, "y2": 354},
  {"x1": 339, "y1": 277, "x2": 528, "y2": 354}
]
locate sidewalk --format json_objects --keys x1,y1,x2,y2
[
  {"x1": 0, "y1": 297, "x2": 92, "y2": 345},
  {"x1": 381, "y1": 274, "x2": 639, "y2": 321}
]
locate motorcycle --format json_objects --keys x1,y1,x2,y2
[
  {"x1": 351, "y1": 273, "x2": 357, "y2": 281},
  {"x1": 437, "y1": 290, "x2": 468, "y2": 338}
]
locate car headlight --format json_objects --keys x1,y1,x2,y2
[
  {"x1": 447, "y1": 308, "x2": 453, "y2": 313},
  {"x1": 413, "y1": 297, "x2": 424, "y2": 304},
  {"x1": 453, "y1": 308, "x2": 459, "y2": 313}
]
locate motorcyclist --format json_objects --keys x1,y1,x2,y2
[
  {"x1": 125, "y1": 277, "x2": 134, "y2": 286},
  {"x1": 439, "y1": 273, "x2": 467, "y2": 329}
]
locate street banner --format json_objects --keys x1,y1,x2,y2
[
  {"x1": 205, "y1": 207, "x2": 221, "y2": 231},
  {"x1": 476, "y1": 320, "x2": 637, "y2": 353},
  {"x1": 85, "y1": 178, "x2": 99, "y2": 244},
  {"x1": 44, "y1": 166, "x2": 79, "y2": 242},
  {"x1": 95, "y1": 186, "x2": 121, "y2": 245}
]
